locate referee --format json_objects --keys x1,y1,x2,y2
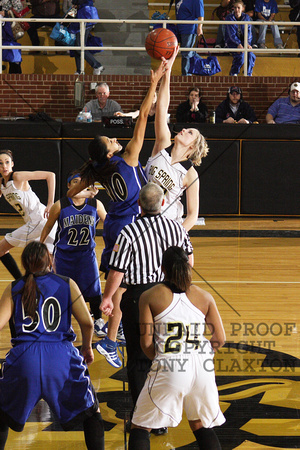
[{"x1": 100, "y1": 182, "x2": 193, "y2": 432}]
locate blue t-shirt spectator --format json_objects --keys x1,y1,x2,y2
[
  {"x1": 255, "y1": 0, "x2": 278, "y2": 19},
  {"x1": 175, "y1": 0, "x2": 204, "y2": 34},
  {"x1": 267, "y1": 97, "x2": 300, "y2": 124}
]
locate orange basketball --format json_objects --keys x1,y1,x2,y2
[{"x1": 145, "y1": 28, "x2": 178, "y2": 60}]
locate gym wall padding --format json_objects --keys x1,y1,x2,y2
[
  {"x1": 241, "y1": 141, "x2": 300, "y2": 215},
  {"x1": 2, "y1": 122, "x2": 300, "y2": 217},
  {"x1": 197, "y1": 140, "x2": 240, "y2": 215}
]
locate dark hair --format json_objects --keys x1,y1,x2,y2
[
  {"x1": 162, "y1": 246, "x2": 192, "y2": 292},
  {"x1": 18, "y1": 242, "x2": 52, "y2": 319},
  {"x1": 0, "y1": 149, "x2": 13, "y2": 160},
  {"x1": 67, "y1": 169, "x2": 81, "y2": 185},
  {"x1": 79, "y1": 135, "x2": 117, "y2": 186},
  {"x1": 188, "y1": 87, "x2": 200, "y2": 96}
]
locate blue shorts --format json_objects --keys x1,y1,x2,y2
[
  {"x1": 101, "y1": 214, "x2": 136, "y2": 273},
  {"x1": 54, "y1": 251, "x2": 101, "y2": 298},
  {"x1": 0, "y1": 341, "x2": 97, "y2": 431}
]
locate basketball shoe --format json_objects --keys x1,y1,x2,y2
[
  {"x1": 96, "y1": 337, "x2": 122, "y2": 368},
  {"x1": 94, "y1": 318, "x2": 107, "y2": 337}
]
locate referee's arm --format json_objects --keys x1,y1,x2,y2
[{"x1": 100, "y1": 269, "x2": 125, "y2": 316}]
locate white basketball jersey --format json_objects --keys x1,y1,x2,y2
[
  {"x1": 145, "y1": 147, "x2": 192, "y2": 224},
  {"x1": 1, "y1": 179, "x2": 46, "y2": 224},
  {"x1": 154, "y1": 290, "x2": 211, "y2": 357}
]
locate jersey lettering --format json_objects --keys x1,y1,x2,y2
[
  {"x1": 22, "y1": 296, "x2": 61, "y2": 333},
  {"x1": 153, "y1": 168, "x2": 175, "y2": 191},
  {"x1": 14, "y1": 202, "x2": 25, "y2": 217},
  {"x1": 62, "y1": 214, "x2": 95, "y2": 228},
  {"x1": 165, "y1": 322, "x2": 183, "y2": 353},
  {"x1": 164, "y1": 322, "x2": 201, "y2": 353},
  {"x1": 41, "y1": 297, "x2": 61, "y2": 332},
  {"x1": 67, "y1": 227, "x2": 90, "y2": 247},
  {"x1": 110, "y1": 173, "x2": 128, "y2": 201}
]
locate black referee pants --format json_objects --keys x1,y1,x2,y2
[{"x1": 120, "y1": 283, "x2": 157, "y2": 409}]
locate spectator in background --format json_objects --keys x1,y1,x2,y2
[
  {"x1": 216, "y1": 86, "x2": 257, "y2": 123},
  {"x1": 176, "y1": 87, "x2": 208, "y2": 123},
  {"x1": 255, "y1": 0, "x2": 283, "y2": 49},
  {"x1": 266, "y1": 81, "x2": 300, "y2": 123},
  {"x1": 68, "y1": 0, "x2": 104, "y2": 75},
  {"x1": 0, "y1": 11, "x2": 22, "y2": 73},
  {"x1": 289, "y1": 0, "x2": 300, "y2": 53},
  {"x1": 244, "y1": 0, "x2": 258, "y2": 47},
  {"x1": 213, "y1": 0, "x2": 257, "y2": 48},
  {"x1": 82, "y1": 82, "x2": 123, "y2": 121},
  {"x1": 224, "y1": 0, "x2": 256, "y2": 76},
  {"x1": 213, "y1": 0, "x2": 235, "y2": 48},
  {"x1": 27, "y1": 0, "x2": 60, "y2": 51},
  {"x1": 175, "y1": 0, "x2": 204, "y2": 75}
]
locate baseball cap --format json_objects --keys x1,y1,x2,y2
[
  {"x1": 290, "y1": 82, "x2": 300, "y2": 92},
  {"x1": 228, "y1": 86, "x2": 242, "y2": 94}
]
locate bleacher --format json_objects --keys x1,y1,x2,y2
[
  {"x1": 148, "y1": 0, "x2": 300, "y2": 76},
  {"x1": 2, "y1": 0, "x2": 299, "y2": 75}
]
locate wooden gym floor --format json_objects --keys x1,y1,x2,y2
[{"x1": 0, "y1": 216, "x2": 299, "y2": 449}]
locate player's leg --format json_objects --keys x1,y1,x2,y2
[
  {"x1": 129, "y1": 426, "x2": 151, "y2": 450},
  {"x1": 189, "y1": 420, "x2": 221, "y2": 450},
  {"x1": 96, "y1": 287, "x2": 126, "y2": 368},
  {"x1": 87, "y1": 295, "x2": 102, "y2": 320},
  {"x1": 0, "y1": 420, "x2": 9, "y2": 450},
  {"x1": 0, "y1": 239, "x2": 21, "y2": 279},
  {"x1": 83, "y1": 409, "x2": 105, "y2": 450}
]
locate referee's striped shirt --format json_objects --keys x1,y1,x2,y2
[{"x1": 109, "y1": 213, "x2": 193, "y2": 285}]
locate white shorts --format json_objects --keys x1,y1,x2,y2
[
  {"x1": 132, "y1": 353, "x2": 225, "y2": 429},
  {"x1": 5, "y1": 220, "x2": 57, "y2": 253}
]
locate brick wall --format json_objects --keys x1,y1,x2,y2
[{"x1": 0, "y1": 74, "x2": 297, "y2": 123}]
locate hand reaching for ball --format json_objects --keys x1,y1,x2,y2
[{"x1": 161, "y1": 45, "x2": 179, "y2": 74}]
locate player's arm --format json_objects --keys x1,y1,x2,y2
[
  {"x1": 0, "y1": 284, "x2": 14, "y2": 331},
  {"x1": 70, "y1": 278, "x2": 94, "y2": 366},
  {"x1": 14, "y1": 171, "x2": 56, "y2": 218},
  {"x1": 123, "y1": 61, "x2": 166, "y2": 166},
  {"x1": 67, "y1": 178, "x2": 90, "y2": 198},
  {"x1": 40, "y1": 200, "x2": 61, "y2": 243},
  {"x1": 182, "y1": 167, "x2": 199, "y2": 231},
  {"x1": 73, "y1": 185, "x2": 99, "y2": 199},
  {"x1": 205, "y1": 293, "x2": 226, "y2": 352},
  {"x1": 96, "y1": 199, "x2": 107, "y2": 223},
  {"x1": 139, "y1": 290, "x2": 155, "y2": 360},
  {"x1": 100, "y1": 269, "x2": 124, "y2": 316},
  {"x1": 152, "y1": 47, "x2": 179, "y2": 157}
]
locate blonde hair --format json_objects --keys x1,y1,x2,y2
[{"x1": 189, "y1": 131, "x2": 209, "y2": 166}]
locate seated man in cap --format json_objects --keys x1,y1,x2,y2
[
  {"x1": 216, "y1": 86, "x2": 257, "y2": 123},
  {"x1": 266, "y1": 82, "x2": 300, "y2": 124}
]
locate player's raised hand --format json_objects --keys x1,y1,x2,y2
[
  {"x1": 163, "y1": 45, "x2": 179, "y2": 73},
  {"x1": 150, "y1": 59, "x2": 168, "y2": 84}
]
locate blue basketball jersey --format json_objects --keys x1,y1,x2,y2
[
  {"x1": 54, "y1": 197, "x2": 99, "y2": 256},
  {"x1": 102, "y1": 154, "x2": 147, "y2": 218},
  {"x1": 11, "y1": 272, "x2": 76, "y2": 344}
]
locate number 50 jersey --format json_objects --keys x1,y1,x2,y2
[{"x1": 11, "y1": 272, "x2": 76, "y2": 344}]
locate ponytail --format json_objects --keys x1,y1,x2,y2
[
  {"x1": 162, "y1": 246, "x2": 192, "y2": 292},
  {"x1": 18, "y1": 242, "x2": 52, "y2": 319},
  {"x1": 79, "y1": 135, "x2": 117, "y2": 186}
]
